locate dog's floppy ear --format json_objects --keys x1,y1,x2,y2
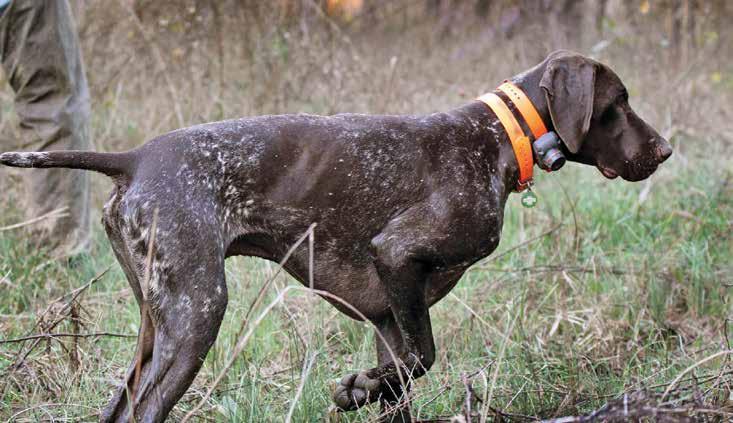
[{"x1": 539, "y1": 52, "x2": 597, "y2": 154}]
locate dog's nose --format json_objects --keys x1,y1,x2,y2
[{"x1": 654, "y1": 139, "x2": 672, "y2": 162}]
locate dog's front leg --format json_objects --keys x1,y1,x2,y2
[
  {"x1": 375, "y1": 316, "x2": 414, "y2": 423},
  {"x1": 333, "y1": 210, "x2": 437, "y2": 416}
]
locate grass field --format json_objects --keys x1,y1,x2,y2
[{"x1": 1, "y1": 132, "x2": 731, "y2": 421}]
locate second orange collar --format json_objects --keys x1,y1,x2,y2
[{"x1": 477, "y1": 81, "x2": 548, "y2": 192}]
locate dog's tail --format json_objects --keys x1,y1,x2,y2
[{"x1": 0, "y1": 150, "x2": 135, "y2": 180}]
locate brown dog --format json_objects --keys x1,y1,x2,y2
[{"x1": 0, "y1": 50, "x2": 671, "y2": 422}]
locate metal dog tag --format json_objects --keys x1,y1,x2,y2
[{"x1": 521, "y1": 190, "x2": 538, "y2": 208}]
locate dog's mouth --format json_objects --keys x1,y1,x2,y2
[{"x1": 597, "y1": 165, "x2": 618, "y2": 179}]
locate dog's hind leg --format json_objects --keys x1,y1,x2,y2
[
  {"x1": 100, "y1": 300, "x2": 155, "y2": 422},
  {"x1": 101, "y1": 203, "x2": 228, "y2": 423},
  {"x1": 100, "y1": 191, "x2": 159, "y2": 422}
]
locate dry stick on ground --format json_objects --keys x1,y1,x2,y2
[
  {"x1": 130, "y1": 208, "x2": 159, "y2": 422},
  {"x1": 661, "y1": 349, "x2": 733, "y2": 401},
  {"x1": 462, "y1": 373, "x2": 474, "y2": 422},
  {"x1": 552, "y1": 179, "x2": 580, "y2": 257},
  {"x1": 480, "y1": 308, "x2": 520, "y2": 423},
  {"x1": 4, "y1": 267, "x2": 111, "y2": 374},
  {"x1": 183, "y1": 285, "x2": 409, "y2": 422},
  {"x1": 0, "y1": 332, "x2": 135, "y2": 344},
  {"x1": 471, "y1": 223, "x2": 564, "y2": 270},
  {"x1": 181, "y1": 225, "x2": 407, "y2": 422},
  {"x1": 233, "y1": 223, "x2": 318, "y2": 342},
  {"x1": 538, "y1": 392, "x2": 733, "y2": 423},
  {"x1": 571, "y1": 367, "x2": 733, "y2": 409},
  {"x1": 539, "y1": 359, "x2": 733, "y2": 422},
  {"x1": 482, "y1": 264, "x2": 629, "y2": 276},
  {"x1": 0, "y1": 207, "x2": 69, "y2": 232},
  {"x1": 285, "y1": 228, "x2": 317, "y2": 423},
  {"x1": 285, "y1": 352, "x2": 317, "y2": 423},
  {"x1": 7, "y1": 402, "x2": 99, "y2": 422}
]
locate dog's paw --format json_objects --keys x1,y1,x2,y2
[{"x1": 333, "y1": 370, "x2": 381, "y2": 411}]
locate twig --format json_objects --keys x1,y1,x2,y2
[
  {"x1": 285, "y1": 352, "x2": 317, "y2": 423},
  {"x1": 234, "y1": 223, "x2": 318, "y2": 342},
  {"x1": 182, "y1": 286, "x2": 407, "y2": 422},
  {"x1": 0, "y1": 332, "x2": 135, "y2": 344},
  {"x1": 42, "y1": 267, "x2": 112, "y2": 327},
  {"x1": 462, "y1": 373, "x2": 473, "y2": 423},
  {"x1": 0, "y1": 207, "x2": 69, "y2": 231},
  {"x1": 481, "y1": 264, "x2": 629, "y2": 276},
  {"x1": 7, "y1": 402, "x2": 98, "y2": 421},
  {"x1": 480, "y1": 309, "x2": 519, "y2": 422},
  {"x1": 5, "y1": 267, "x2": 111, "y2": 373},
  {"x1": 471, "y1": 223, "x2": 564, "y2": 268},
  {"x1": 661, "y1": 349, "x2": 733, "y2": 401},
  {"x1": 553, "y1": 179, "x2": 580, "y2": 257}
]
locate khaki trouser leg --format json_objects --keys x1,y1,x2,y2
[{"x1": 0, "y1": 0, "x2": 91, "y2": 257}]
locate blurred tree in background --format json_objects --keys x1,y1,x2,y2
[{"x1": 62, "y1": 0, "x2": 730, "y2": 153}]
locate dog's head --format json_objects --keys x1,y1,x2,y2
[{"x1": 538, "y1": 50, "x2": 672, "y2": 181}]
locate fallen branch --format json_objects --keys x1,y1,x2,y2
[
  {"x1": 471, "y1": 223, "x2": 564, "y2": 269},
  {"x1": 480, "y1": 264, "x2": 629, "y2": 276},
  {"x1": 661, "y1": 349, "x2": 733, "y2": 401},
  {"x1": 0, "y1": 207, "x2": 69, "y2": 232},
  {"x1": 0, "y1": 332, "x2": 135, "y2": 344},
  {"x1": 4, "y1": 267, "x2": 111, "y2": 374},
  {"x1": 539, "y1": 388, "x2": 733, "y2": 423}
]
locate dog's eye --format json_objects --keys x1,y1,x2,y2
[{"x1": 600, "y1": 105, "x2": 617, "y2": 125}]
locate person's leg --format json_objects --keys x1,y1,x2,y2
[{"x1": 0, "y1": 0, "x2": 91, "y2": 257}]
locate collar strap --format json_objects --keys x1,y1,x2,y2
[
  {"x1": 497, "y1": 82, "x2": 548, "y2": 139},
  {"x1": 477, "y1": 81, "x2": 547, "y2": 191}
]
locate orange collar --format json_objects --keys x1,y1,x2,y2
[{"x1": 477, "y1": 81, "x2": 548, "y2": 191}]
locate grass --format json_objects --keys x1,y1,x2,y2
[{"x1": 1, "y1": 133, "x2": 731, "y2": 421}]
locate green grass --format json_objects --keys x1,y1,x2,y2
[{"x1": 1, "y1": 138, "x2": 731, "y2": 422}]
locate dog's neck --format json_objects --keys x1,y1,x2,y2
[
  {"x1": 447, "y1": 68, "x2": 554, "y2": 198},
  {"x1": 446, "y1": 102, "x2": 524, "y2": 202},
  {"x1": 507, "y1": 65, "x2": 553, "y2": 133}
]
